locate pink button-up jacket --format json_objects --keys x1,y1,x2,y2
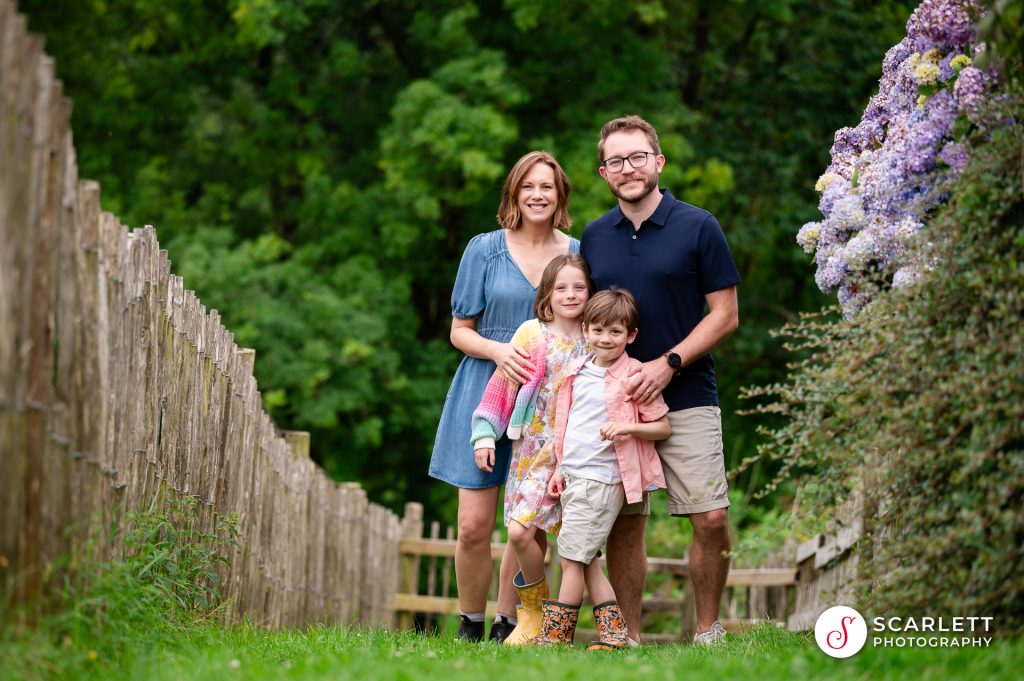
[{"x1": 553, "y1": 352, "x2": 668, "y2": 504}]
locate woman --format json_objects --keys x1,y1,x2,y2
[{"x1": 428, "y1": 150, "x2": 578, "y2": 642}]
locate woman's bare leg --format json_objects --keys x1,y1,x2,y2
[{"x1": 456, "y1": 487, "x2": 500, "y2": 613}]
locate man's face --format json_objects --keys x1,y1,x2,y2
[{"x1": 598, "y1": 129, "x2": 664, "y2": 205}]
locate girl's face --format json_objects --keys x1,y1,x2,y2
[
  {"x1": 517, "y1": 162, "x2": 558, "y2": 226},
  {"x1": 549, "y1": 265, "x2": 590, "y2": 321}
]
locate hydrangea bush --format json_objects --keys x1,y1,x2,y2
[
  {"x1": 797, "y1": 0, "x2": 999, "y2": 314},
  {"x1": 740, "y1": 0, "x2": 1023, "y2": 630}
]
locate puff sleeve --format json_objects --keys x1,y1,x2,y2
[{"x1": 451, "y1": 234, "x2": 488, "y2": 320}]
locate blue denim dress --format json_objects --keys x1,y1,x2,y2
[{"x1": 428, "y1": 229, "x2": 580, "y2": 488}]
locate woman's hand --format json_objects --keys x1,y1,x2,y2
[
  {"x1": 451, "y1": 319, "x2": 534, "y2": 384},
  {"x1": 491, "y1": 342, "x2": 535, "y2": 384},
  {"x1": 474, "y1": 447, "x2": 495, "y2": 472}
]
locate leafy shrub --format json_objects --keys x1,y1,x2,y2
[{"x1": 743, "y1": 92, "x2": 1023, "y2": 632}]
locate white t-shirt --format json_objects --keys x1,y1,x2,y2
[{"x1": 560, "y1": 358, "x2": 621, "y2": 484}]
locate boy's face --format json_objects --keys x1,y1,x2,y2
[{"x1": 584, "y1": 320, "x2": 637, "y2": 366}]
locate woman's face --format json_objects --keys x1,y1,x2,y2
[{"x1": 517, "y1": 162, "x2": 558, "y2": 227}]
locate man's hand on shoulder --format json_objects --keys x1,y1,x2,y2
[{"x1": 624, "y1": 359, "x2": 674, "y2": 405}]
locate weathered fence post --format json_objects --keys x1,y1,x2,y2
[{"x1": 397, "y1": 502, "x2": 424, "y2": 630}]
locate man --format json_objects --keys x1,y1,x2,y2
[{"x1": 580, "y1": 115, "x2": 740, "y2": 646}]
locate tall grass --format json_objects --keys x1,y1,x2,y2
[{"x1": 0, "y1": 498, "x2": 237, "y2": 680}]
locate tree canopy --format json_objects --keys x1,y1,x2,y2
[{"x1": 21, "y1": 0, "x2": 913, "y2": 519}]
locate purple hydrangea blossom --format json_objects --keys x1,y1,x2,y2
[
  {"x1": 829, "y1": 195, "x2": 868, "y2": 233},
  {"x1": 892, "y1": 266, "x2": 922, "y2": 288},
  {"x1": 818, "y1": 178, "x2": 849, "y2": 217},
  {"x1": 953, "y1": 66, "x2": 986, "y2": 118},
  {"x1": 844, "y1": 231, "x2": 877, "y2": 268},
  {"x1": 938, "y1": 140, "x2": 969, "y2": 171},
  {"x1": 815, "y1": 249, "x2": 848, "y2": 291},
  {"x1": 895, "y1": 91, "x2": 958, "y2": 174},
  {"x1": 906, "y1": 0, "x2": 980, "y2": 51},
  {"x1": 797, "y1": 222, "x2": 821, "y2": 253},
  {"x1": 938, "y1": 52, "x2": 957, "y2": 80},
  {"x1": 837, "y1": 283, "x2": 869, "y2": 316},
  {"x1": 798, "y1": 0, "x2": 997, "y2": 314}
]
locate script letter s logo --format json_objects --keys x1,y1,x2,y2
[
  {"x1": 826, "y1": 616, "x2": 857, "y2": 649},
  {"x1": 815, "y1": 606, "x2": 867, "y2": 658}
]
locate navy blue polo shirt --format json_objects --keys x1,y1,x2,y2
[{"x1": 581, "y1": 189, "x2": 740, "y2": 411}]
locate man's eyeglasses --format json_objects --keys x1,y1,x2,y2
[{"x1": 601, "y1": 151, "x2": 657, "y2": 173}]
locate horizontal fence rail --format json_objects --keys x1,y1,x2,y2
[
  {"x1": 392, "y1": 502, "x2": 799, "y2": 643},
  {"x1": 0, "y1": 0, "x2": 399, "y2": 629}
]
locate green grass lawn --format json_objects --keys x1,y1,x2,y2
[{"x1": 6, "y1": 622, "x2": 1022, "y2": 681}]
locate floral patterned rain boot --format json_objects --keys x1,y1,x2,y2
[
  {"x1": 586, "y1": 601, "x2": 630, "y2": 651},
  {"x1": 532, "y1": 600, "x2": 580, "y2": 646}
]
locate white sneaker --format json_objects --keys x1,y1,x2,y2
[{"x1": 693, "y1": 620, "x2": 727, "y2": 646}]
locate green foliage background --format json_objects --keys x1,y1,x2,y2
[{"x1": 20, "y1": 0, "x2": 913, "y2": 522}]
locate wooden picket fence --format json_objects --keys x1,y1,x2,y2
[
  {"x1": 0, "y1": 0, "x2": 400, "y2": 628},
  {"x1": 787, "y1": 493, "x2": 866, "y2": 631},
  {"x1": 392, "y1": 502, "x2": 798, "y2": 642}
]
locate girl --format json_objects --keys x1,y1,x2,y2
[{"x1": 471, "y1": 254, "x2": 593, "y2": 645}]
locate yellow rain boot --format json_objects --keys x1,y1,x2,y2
[{"x1": 503, "y1": 571, "x2": 548, "y2": 646}]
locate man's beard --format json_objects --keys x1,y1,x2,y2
[{"x1": 610, "y1": 172, "x2": 659, "y2": 204}]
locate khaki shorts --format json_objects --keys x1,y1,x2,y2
[
  {"x1": 557, "y1": 473, "x2": 625, "y2": 564},
  {"x1": 619, "y1": 493, "x2": 650, "y2": 516},
  {"x1": 656, "y1": 406, "x2": 730, "y2": 516}
]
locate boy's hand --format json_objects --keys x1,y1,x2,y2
[
  {"x1": 548, "y1": 473, "x2": 565, "y2": 498},
  {"x1": 474, "y1": 448, "x2": 495, "y2": 472},
  {"x1": 599, "y1": 421, "x2": 633, "y2": 440}
]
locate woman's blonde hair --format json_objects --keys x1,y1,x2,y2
[
  {"x1": 534, "y1": 254, "x2": 593, "y2": 322},
  {"x1": 497, "y1": 151, "x2": 573, "y2": 231}
]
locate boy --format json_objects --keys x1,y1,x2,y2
[{"x1": 535, "y1": 288, "x2": 671, "y2": 649}]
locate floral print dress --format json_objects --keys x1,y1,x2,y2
[{"x1": 504, "y1": 323, "x2": 588, "y2": 534}]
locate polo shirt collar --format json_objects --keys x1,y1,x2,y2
[{"x1": 612, "y1": 189, "x2": 675, "y2": 229}]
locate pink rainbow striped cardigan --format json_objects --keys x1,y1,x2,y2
[{"x1": 470, "y1": 319, "x2": 547, "y2": 450}]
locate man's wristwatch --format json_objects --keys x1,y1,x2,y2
[{"x1": 664, "y1": 351, "x2": 682, "y2": 373}]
